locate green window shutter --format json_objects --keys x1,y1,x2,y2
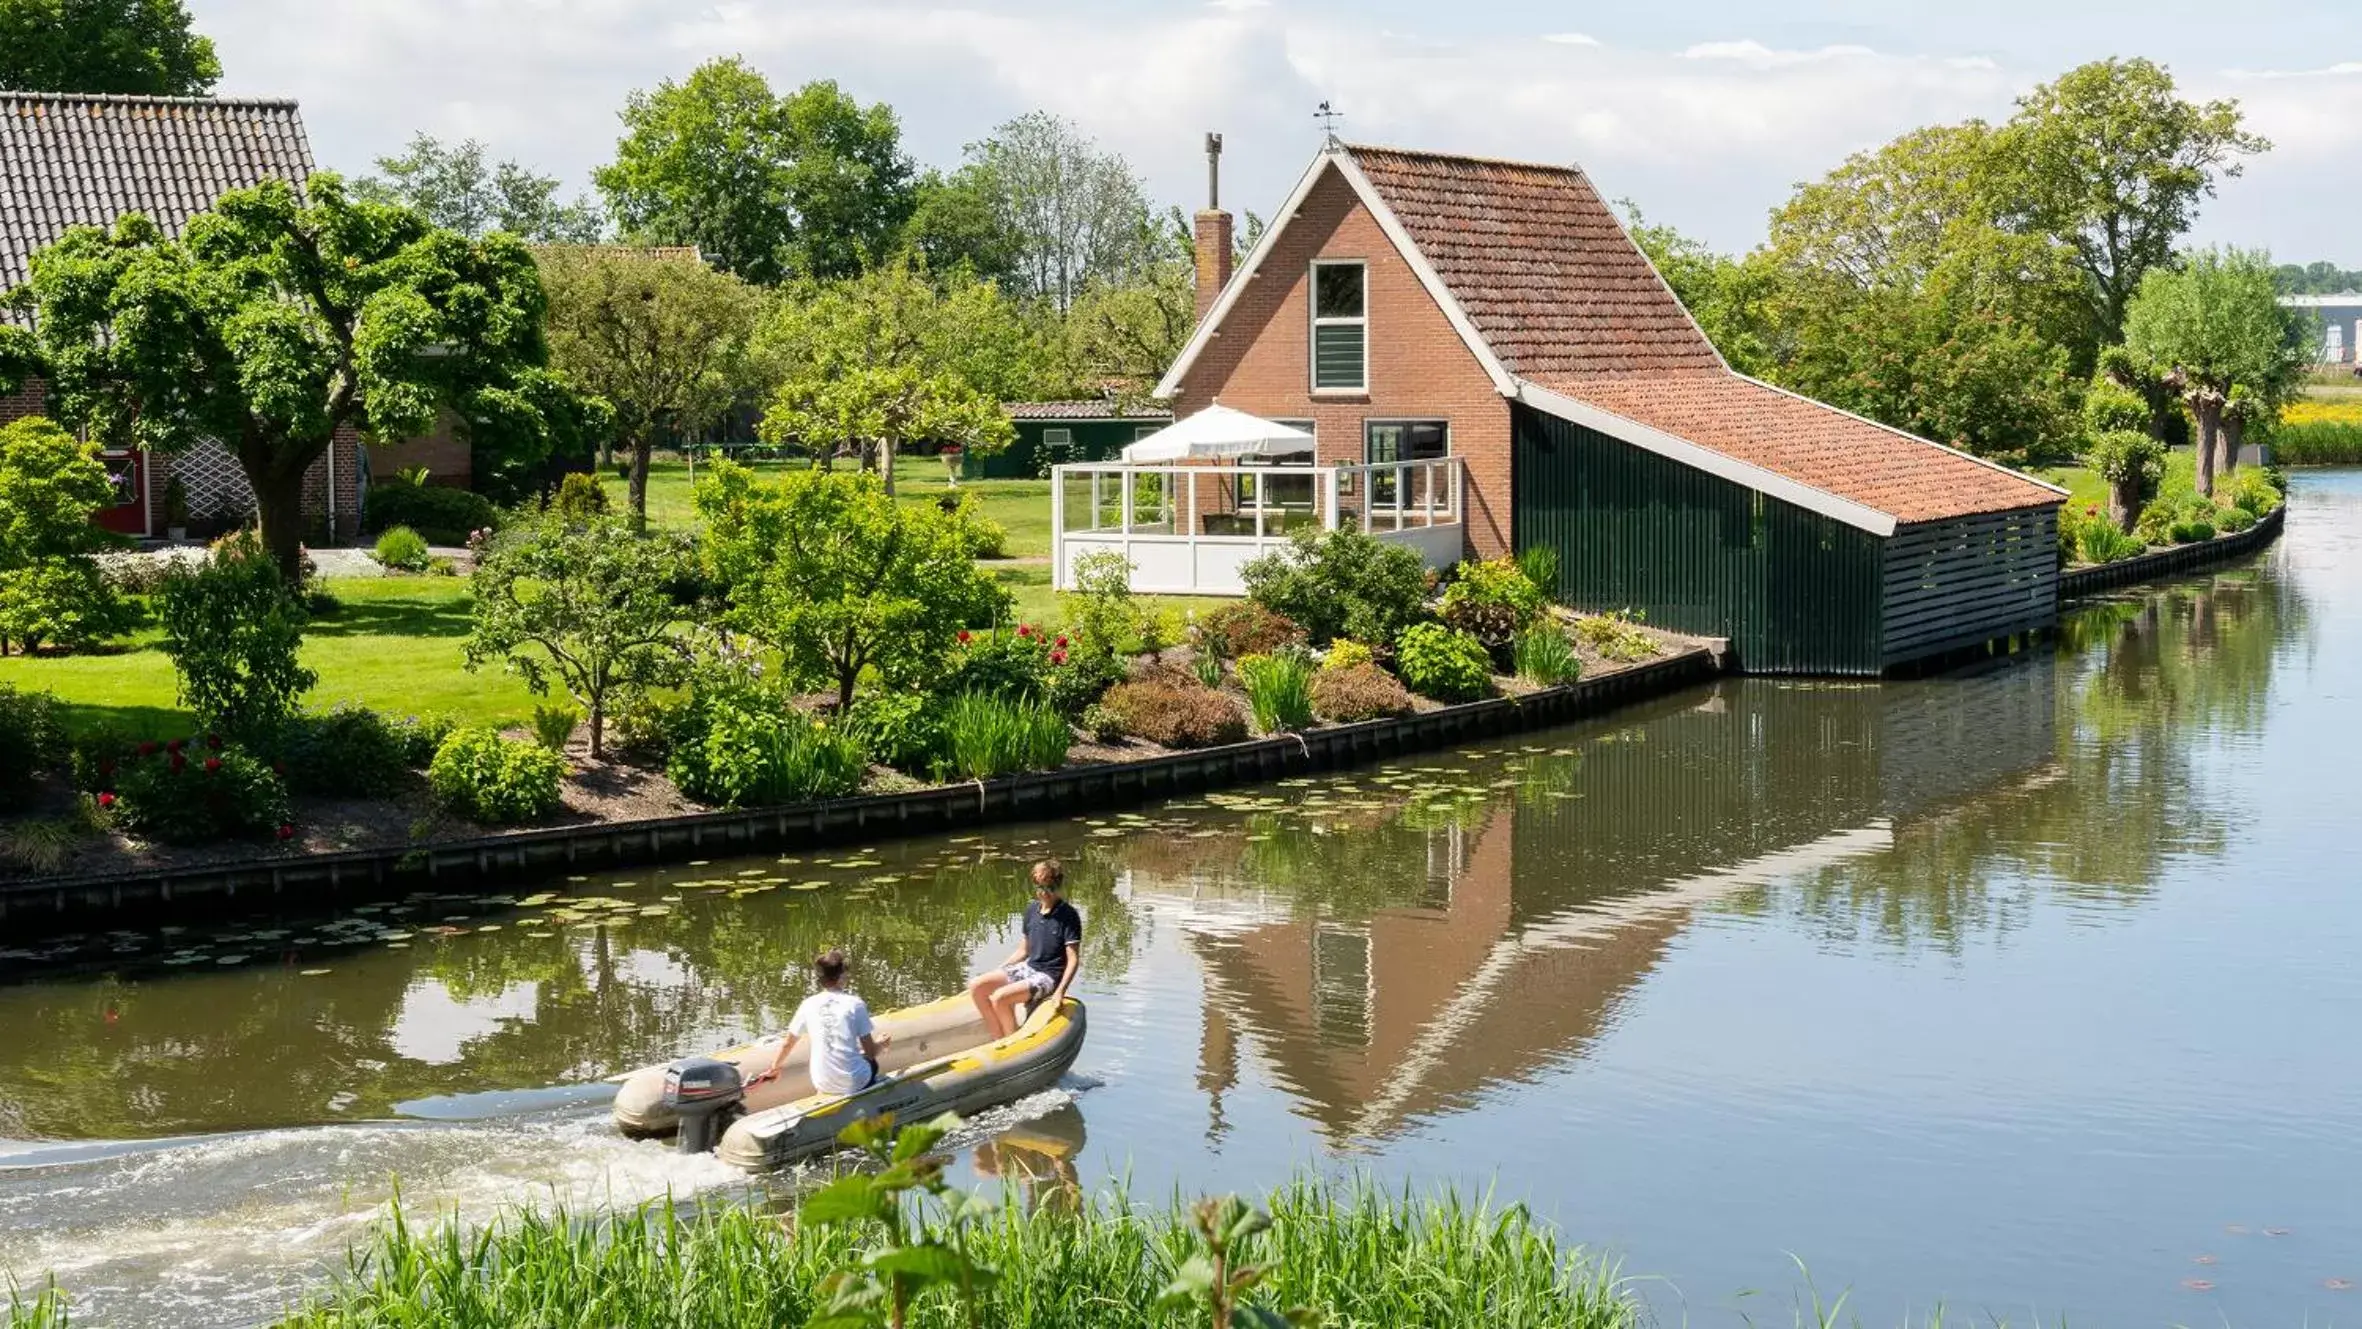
[{"x1": 1314, "y1": 324, "x2": 1366, "y2": 389}]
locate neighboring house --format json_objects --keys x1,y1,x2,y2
[
  {"x1": 2281, "y1": 294, "x2": 2362, "y2": 364},
  {"x1": 1156, "y1": 142, "x2": 2067, "y2": 674},
  {"x1": 972, "y1": 400, "x2": 1174, "y2": 480},
  {"x1": 0, "y1": 91, "x2": 458, "y2": 538}
]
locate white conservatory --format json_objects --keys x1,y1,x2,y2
[{"x1": 1050, "y1": 406, "x2": 1464, "y2": 595}]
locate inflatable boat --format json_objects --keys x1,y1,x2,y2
[{"x1": 610, "y1": 994, "x2": 1086, "y2": 1172}]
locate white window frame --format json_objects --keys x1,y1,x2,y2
[
  {"x1": 1041, "y1": 427, "x2": 1075, "y2": 448},
  {"x1": 1239, "y1": 419, "x2": 1317, "y2": 511},
  {"x1": 1309, "y1": 259, "x2": 1368, "y2": 394}
]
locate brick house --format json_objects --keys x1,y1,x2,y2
[
  {"x1": 1154, "y1": 141, "x2": 2067, "y2": 673},
  {"x1": 0, "y1": 92, "x2": 464, "y2": 540}
]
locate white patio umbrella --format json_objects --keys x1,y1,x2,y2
[{"x1": 1120, "y1": 405, "x2": 1316, "y2": 462}]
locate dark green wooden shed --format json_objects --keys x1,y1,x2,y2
[{"x1": 968, "y1": 402, "x2": 1173, "y2": 480}]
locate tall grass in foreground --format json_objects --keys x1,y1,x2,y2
[
  {"x1": 189, "y1": 1180, "x2": 1633, "y2": 1329},
  {"x1": 938, "y1": 691, "x2": 1073, "y2": 780},
  {"x1": 2273, "y1": 419, "x2": 2362, "y2": 465}
]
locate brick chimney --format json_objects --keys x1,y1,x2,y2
[{"x1": 1194, "y1": 131, "x2": 1234, "y2": 321}]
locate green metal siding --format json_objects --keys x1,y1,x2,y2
[
  {"x1": 1880, "y1": 509, "x2": 2059, "y2": 669},
  {"x1": 1511, "y1": 403, "x2": 1887, "y2": 674},
  {"x1": 966, "y1": 419, "x2": 1160, "y2": 479}
]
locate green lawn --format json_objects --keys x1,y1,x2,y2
[
  {"x1": 0, "y1": 578, "x2": 542, "y2": 738},
  {"x1": 2035, "y1": 446, "x2": 2210, "y2": 516},
  {"x1": 638, "y1": 454, "x2": 1056, "y2": 559},
  {"x1": 988, "y1": 565, "x2": 1226, "y2": 635}
]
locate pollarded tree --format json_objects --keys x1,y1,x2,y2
[
  {"x1": 15, "y1": 175, "x2": 598, "y2": 583},
  {"x1": 536, "y1": 246, "x2": 763, "y2": 525},
  {"x1": 0, "y1": 0, "x2": 219, "y2": 96},
  {"x1": 693, "y1": 461, "x2": 1008, "y2": 711},
  {"x1": 2122, "y1": 248, "x2": 2308, "y2": 496},
  {"x1": 464, "y1": 512, "x2": 689, "y2": 758},
  {"x1": 0, "y1": 416, "x2": 139, "y2": 654},
  {"x1": 2081, "y1": 379, "x2": 2166, "y2": 530}
]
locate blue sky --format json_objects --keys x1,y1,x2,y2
[{"x1": 197, "y1": 0, "x2": 2362, "y2": 261}]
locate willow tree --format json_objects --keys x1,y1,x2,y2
[
  {"x1": 536, "y1": 246, "x2": 762, "y2": 525},
  {"x1": 14, "y1": 175, "x2": 597, "y2": 581},
  {"x1": 2122, "y1": 248, "x2": 2307, "y2": 495}
]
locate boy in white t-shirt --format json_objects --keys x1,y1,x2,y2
[{"x1": 751, "y1": 949, "x2": 890, "y2": 1097}]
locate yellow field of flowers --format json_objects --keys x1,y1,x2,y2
[{"x1": 2281, "y1": 398, "x2": 2362, "y2": 426}]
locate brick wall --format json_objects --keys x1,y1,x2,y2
[
  {"x1": 1167, "y1": 167, "x2": 1511, "y2": 557},
  {"x1": 0, "y1": 375, "x2": 43, "y2": 425},
  {"x1": 365, "y1": 406, "x2": 474, "y2": 490}
]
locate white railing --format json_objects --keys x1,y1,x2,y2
[{"x1": 1051, "y1": 457, "x2": 1463, "y2": 594}]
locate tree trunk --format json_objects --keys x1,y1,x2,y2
[
  {"x1": 628, "y1": 434, "x2": 652, "y2": 532},
  {"x1": 2191, "y1": 392, "x2": 2223, "y2": 499},
  {"x1": 252, "y1": 465, "x2": 311, "y2": 585},
  {"x1": 588, "y1": 693, "x2": 606, "y2": 760},
  {"x1": 879, "y1": 436, "x2": 897, "y2": 496},
  {"x1": 2110, "y1": 476, "x2": 2141, "y2": 532},
  {"x1": 2219, "y1": 414, "x2": 2245, "y2": 479}
]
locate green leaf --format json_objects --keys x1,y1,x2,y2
[
  {"x1": 799, "y1": 1176, "x2": 894, "y2": 1228},
  {"x1": 1156, "y1": 1255, "x2": 1218, "y2": 1308},
  {"x1": 866, "y1": 1242, "x2": 970, "y2": 1287}
]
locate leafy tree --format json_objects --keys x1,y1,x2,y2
[
  {"x1": 0, "y1": 0, "x2": 218, "y2": 96},
  {"x1": 352, "y1": 133, "x2": 604, "y2": 243},
  {"x1": 900, "y1": 166, "x2": 1022, "y2": 285},
  {"x1": 596, "y1": 60, "x2": 915, "y2": 283},
  {"x1": 0, "y1": 416, "x2": 137, "y2": 654},
  {"x1": 2274, "y1": 261, "x2": 2362, "y2": 296},
  {"x1": 1999, "y1": 58, "x2": 2269, "y2": 349},
  {"x1": 464, "y1": 512, "x2": 689, "y2": 758},
  {"x1": 2123, "y1": 247, "x2": 2308, "y2": 495},
  {"x1": 536, "y1": 246, "x2": 762, "y2": 525},
  {"x1": 1622, "y1": 202, "x2": 1777, "y2": 375},
  {"x1": 16, "y1": 174, "x2": 595, "y2": 582},
  {"x1": 2082, "y1": 378, "x2": 2164, "y2": 529},
  {"x1": 754, "y1": 262, "x2": 1025, "y2": 489},
  {"x1": 693, "y1": 461, "x2": 1008, "y2": 710},
  {"x1": 965, "y1": 111, "x2": 1158, "y2": 309},
  {"x1": 156, "y1": 529, "x2": 315, "y2": 737}
]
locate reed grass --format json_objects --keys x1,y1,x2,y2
[
  {"x1": 224, "y1": 1180, "x2": 1636, "y2": 1329},
  {"x1": 1236, "y1": 652, "x2": 1315, "y2": 734},
  {"x1": 2272, "y1": 419, "x2": 2362, "y2": 465},
  {"x1": 1512, "y1": 624, "x2": 1582, "y2": 686},
  {"x1": 938, "y1": 691, "x2": 1073, "y2": 779}
]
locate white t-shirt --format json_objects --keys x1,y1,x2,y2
[{"x1": 787, "y1": 989, "x2": 877, "y2": 1096}]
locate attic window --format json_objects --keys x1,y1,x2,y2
[{"x1": 1311, "y1": 260, "x2": 1367, "y2": 391}]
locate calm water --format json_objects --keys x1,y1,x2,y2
[{"x1": 5, "y1": 473, "x2": 2359, "y2": 1328}]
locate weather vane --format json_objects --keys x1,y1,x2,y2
[{"x1": 1313, "y1": 100, "x2": 1343, "y2": 145}]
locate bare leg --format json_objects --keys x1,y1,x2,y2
[
  {"x1": 986, "y1": 981, "x2": 1032, "y2": 1040},
  {"x1": 967, "y1": 972, "x2": 1009, "y2": 1037}
]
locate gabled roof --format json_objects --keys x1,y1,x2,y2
[
  {"x1": 1003, "y1": 400, "x2": 1172, "y2": 422},
  {"x1": 0, "y1": 91, "x2": 314, "y2": 294},
  {"x1": 1158, "y1": 142, "x2": 2064, "y2": 529}
]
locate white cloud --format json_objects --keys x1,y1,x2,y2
[
  {"x1": 1676, "y1": 40, "x2": 1879, "y2": 66},
  {"x1": 2222, "y1": 61, "x2": 2362, "y2": 79},
  {"x1": 1541, "y1": 32, "x2": 1600, "y2": 46}
]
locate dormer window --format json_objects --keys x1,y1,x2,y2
[{"x1": 1311, "y1": 260, "x2": 1367, "y2": 391}]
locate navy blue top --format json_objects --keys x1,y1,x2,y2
[{"x1": 1022, "y1": 898, "x2": 1083, "y2": 983}]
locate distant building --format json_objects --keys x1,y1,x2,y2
[
  {"x1": 2281, "y1": 294, "x2": 2362, "y2": 363},
  {"x1": 975, "y1": 400, "x2": 1172, "y2": 480}
]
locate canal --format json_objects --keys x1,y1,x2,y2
[{"x1": 4, "y1": 472, "x2": 2358, "y2": 1328}]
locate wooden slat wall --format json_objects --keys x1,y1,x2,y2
[{"x1": 1879, "y1": 507, "x2": 2060, "y2": 669}]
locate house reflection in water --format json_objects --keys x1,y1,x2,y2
[{"x1": 1129, "y1": 658, "x2": 2065, "y2": 1147}]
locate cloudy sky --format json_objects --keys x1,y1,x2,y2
[{"x1": 196, "y1": 0, "x2": 2362, "y2": 261}]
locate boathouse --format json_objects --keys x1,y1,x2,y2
[{"x1": 1150, "y1": 141, "x2": 2066, "y2": 674}]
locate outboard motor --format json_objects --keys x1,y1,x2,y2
[{"x1": 661, "y1": 1056, "x2": 745, "y2": 1154}]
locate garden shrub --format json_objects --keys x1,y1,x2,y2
[
  {"x1": 0, "y1": 417, "x2": 140, "y2": 656},
  {"x1": 96, "y1": 552, "x2": 172, "y2": 598},
  {"x1": 157, "y1": 530, "x2": 317, "y2": 739},
  {"x1": 429, "y1": 727, "x2": 568, "y2": 824},
  {"x1": 1237, "y1": 652, "x2": 1315, "y2": 734},
  {"x1": 393, "y1": 712, "x2": 461, "y2": 769},
  {"x1": 366, "y1": 479, "x2": 498, "y2": 546},
  {"x1": 1193, "y1": 601, "x2": 1305, "y2": 661},
  {"x1": 942, "y1": 626, "x2": 1054, "y2": 702},
  {"x1": 553, "y1": 472, "x2": 610, "y2": 522},
  {"x1": 108, "y1": 741, "x2": 291, "y2": 844},
  {"x1": 532, "y1": 704, "x2": 581, "y2": 753},
  {"x1": 664, "y1": 690, "x2": 864, "y2": 809},
  {"x1": 1240, "y1": 526, "x2": 1431, "y2": 646},
  {"x1": 1572, "y1": 611, "x2": 1660, "y2": 663},
  {"x1": 2224, "y1": 467, "x2": 2284, "y2": 516},
  {"x1": 2074, "y1": 518, "x2": 2148, "y2": 565},
  {"x1": 938, "y1": 692, "x2": 1073, "y2": 779},
  {"x1": 274, "y1": 705, "x2": 413, "y2": 798},
  {"x1": 843, "y1": 690, "x2": 946, "y2": 774},
  {"x1": 1512, "y1": 623, "x2": 1583, "y2": 686},
  {"x1": 2217, "y1": 505, "x2": 2257, "y2": 533},
  {"x1": 1063, "y1": 551, "x2": 1143, "y2": 659},
  {"x1": 373, "y1": 525, "x2": 431, "y2": 572},
  {"x1": 2168, "y1": 517, "x2": 2217, "y2": 544},
  {"x1": 1440, "y1": 557, "x2": 1546, "y2": 658},
  {"x1": 1079, "y1": 701, "x2": 1126, "y2": 744},
  {"x1": 1098, "y1": 678, "x2": 1248, "y2": 749},
  {"x1": 1321, "y1": 638, "x2": 1376, "y2": 672},
  {"x1": 1393, "y1": 623, "x2": 1494, "y2": 702},
  {"x1": 1309, "y1": 662, "x2": 1416, "y2": 723},
  {"x1": 0, "y1": 685, "x2": 67, "y2": 791}
]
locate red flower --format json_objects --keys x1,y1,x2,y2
[
  {"x1": 169, "y1": 753, "x2": 186, "y2": 773},
  {"x1": 204, "y1": 756, "x2": 223, "y2": 774},
  {"x1": 1055, "y1": 635, "x2": 1069, "y2": 648},
  {"x1": 205, "y1": 733, "x2": 222, "y2": 750},
  {"x1": 1050, "y1": 649, "x2": 1068, "y2": 666},
  {"x1": 957, "y1": 630, "x2": 972, "y2": 645},
  {"x1": 1016, "y1": 623, "x2": 1033, "y2": 638},
  {"x1": 166, "y1": 738, "x2": 184, "y2": 755},
  {"x1": 276, "y1": 823, "x2": 296, "y2": 841},
  {"x1": 96, "y1": 791, "x2": 116, "y2": 809},
  {"x1": 136, "y1": 741, "x2": 158, "y2": 757}
]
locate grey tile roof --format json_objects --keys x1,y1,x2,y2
[
  {"x1": 1003, "y1": 400, "x2": 1172, "y2": 421},
  {"x1": 0, "y1": 92, "x2": 315, "y2": 295}
]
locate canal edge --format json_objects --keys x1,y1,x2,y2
[{"x1": 2058, "y1": 503, "x2": 2286, "y2": 601}]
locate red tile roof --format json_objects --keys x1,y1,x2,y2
[
  {"x1": 1537, "y1": 371, "x2": 2064, "y2": 523},
  {"x1": 1343, "y1": 143, "x2": 2061, "y2": 523},
  {"x1": 1345, "y1": 144, "x2": 1722, "y2": 379}
]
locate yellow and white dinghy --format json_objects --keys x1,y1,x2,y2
[{"x1": 610, "y1": 994, "x2": 1087, "y2": 1172}]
